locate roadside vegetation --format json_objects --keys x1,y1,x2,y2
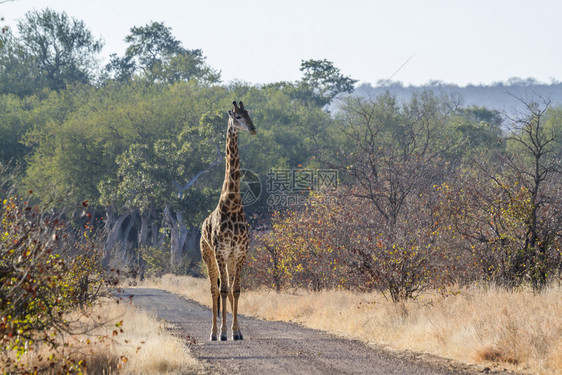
[
  {"x1": 1, "y1": 7, "x2": 561, "y2": 374},
  {"x1": 3, "y1": 296, "x2": 201, "y2": 374},
  {"x1": 0, "y1": 193, "x2": 201, "y2": 373}
]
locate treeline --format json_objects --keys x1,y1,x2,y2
[{"x1": 1, "y1": 9, "x2": 561, "y2": 294}]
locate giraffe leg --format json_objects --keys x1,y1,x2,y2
[
  {"x1": 228, "y1": 286, "x2": 234, "y2": 313},
  {"x1": 216, "y1": 252, "x2": 229, "y2": 341},
  {"x1": 216, "y1": 278, "x2": 221, "y2": 320},
  {"x1": 209, "y1": 272, "x2": 219, "y2": 341},
  {"x1": 231, "y1": 256, "x2": 246, "y2": 340},
  {"x1": 201, "y1": 239, "x2": 219, "y2": 341},
  {"x1": 227, "y1": 257, "x2": 236, "y2": 313}
]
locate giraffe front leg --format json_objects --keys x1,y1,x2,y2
[
  {"x1": 231, "y1": 291, "x2": 243, "y2": 340},
  {"x1": 231, "y1": 258, "x2": 245, "y2": 340},
  {"x1": 217, "y1": 255, "x2": 229, "y2": 341}
]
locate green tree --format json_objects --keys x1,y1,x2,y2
[
  {"x1": 0, "y1": 29, "x2": 39, "y2": 96},
  {"x1": 23, "y1": 85, "x2": 121, "y2": 204},
  {"x1": 19, "y1": 81, "x2": 232, "y2": 270},
  {"x1": 445, "y1": 105, "x2": 505, "y2": 162},
  {"x1": 298, "y1": 59, "x2": 357, "y2": 107},
  {"x1": 106, "y1": 21, "x2": 220, "y2": 84},
  {"x1": 258, "y1": 59, "x2": 356, "y2": 109},
  {"x1": 0, "y1": 9, "x2": 103, "y2": 95},
  {"x1": 0, "y1": 94, "x2": 34, "y2": 165}
]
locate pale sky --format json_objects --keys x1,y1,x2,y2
[{"x1": 1, "y1": 0, "x2": 561, "y2": 86}]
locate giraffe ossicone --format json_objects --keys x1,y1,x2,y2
[{"x1": 200, "y1": 100, "x2": 257, "y2": 341}]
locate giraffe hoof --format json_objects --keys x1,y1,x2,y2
[
  {"x1": 232, "y1": 332, "x2": 243, "y2": 340},
  {"x1": 220, "y1": 333, "x2": 227, "y2": 341},
  {"x1": 210, "y1": 334, "x2": 217, "y2": 341}
]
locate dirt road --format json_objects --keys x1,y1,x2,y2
[{"x1": 114, "y1": 288, "x2": 510, "y2": 375}]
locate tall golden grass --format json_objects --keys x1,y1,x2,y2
[
  {"x1": 106, "y1": 301, "x2": 203, "y2": 374},
  {"x1": 151, "y1": 274, "x2": 562, "y2": 375},
  {"x1": 4, "y1": 299, "x2": 202, "y2": 374}
]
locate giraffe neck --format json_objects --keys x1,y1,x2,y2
[{"x1": 219, "y1": 120, "x2": 242, "y2": 213}]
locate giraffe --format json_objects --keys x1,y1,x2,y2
[{"x1": 200, "y1": 100, "x2": 256, "y2": 341}]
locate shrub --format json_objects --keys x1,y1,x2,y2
[
  {"x1": 0, "y1": 195, "x2": 105, "y2": 373},
  {"x1": 439, "y1": 176, "x2": 562, "y2": 289},
  {"x1": 246, "y1": 199, "x2": 350, "y2": 292},
  {"x1": 140, "y1": 245, "x2": 196, "y2": 278},
  {"x1": 140, "y1": 245, "x2": 169, "y2": 278},
  {"x1": 246, "y1": 189, "x2": 456, "y2": 301}
]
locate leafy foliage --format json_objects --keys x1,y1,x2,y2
[
  {"x1": 106, "y1": 21, "x2": 220, "y2": 84},
  {"x1": 299, "y1": 59, "x2": 357, "y2": 107},
  {"x1": 0, "y1": 195, "x2": 105, "y2": 373},
  {"x1": 247, "y1": 198, "x2": 347, "y2": 291},
  {"x1": 0, "y1": 8, "x2": 103, "y2": 95}
]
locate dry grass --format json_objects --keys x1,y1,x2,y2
[
  {"x1": 105, "y1": 300, "x2": 203, "y2": 374},
  {"x1": 8, "y1": 298, "x2": 203, "y2": 374},
  {"x1": 149, "y1": 274, "x2": 562, "y2": 375}
]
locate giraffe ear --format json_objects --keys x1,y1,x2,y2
[{"x1": 228, "y1": 110, "x2": 234, "y2": 117}]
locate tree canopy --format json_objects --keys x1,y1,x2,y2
[
  {"x1": 106, "y1": 21, "x2": 220, "y2": 84},
  {"x1": 0, "y1": 8, "x2": 103, "y2": 95}
]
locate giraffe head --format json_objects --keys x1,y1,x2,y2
[{"x1": 228, "y1": 101, "x2": 257, "y2": 135}]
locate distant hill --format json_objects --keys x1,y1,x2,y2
[{"x1": 352, "y1": 78, "x2": 562, "y2": 115}]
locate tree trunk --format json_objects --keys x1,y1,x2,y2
[
  {"x1": 183, "y1": 227, "x2": 201, "y2": 260},
  {"x1": 151, "y1": 220, "x2": 163, "y2": 248},
  {"x1": 120, "y1": 212, "x2": 136, "y2": 260},
  {"x1": 103, "y1": 208, "x2": 135, "y2": 267},
  {"x1": 164, "y1": 206, "x2": 189, "y2": 269},
  {"x1": 138, "y1": 208, "x2": 155, "y2": 248}
]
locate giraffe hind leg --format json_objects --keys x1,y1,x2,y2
[{"x1": 207, "y1": 273, "x2": 219, "y2": 341}]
